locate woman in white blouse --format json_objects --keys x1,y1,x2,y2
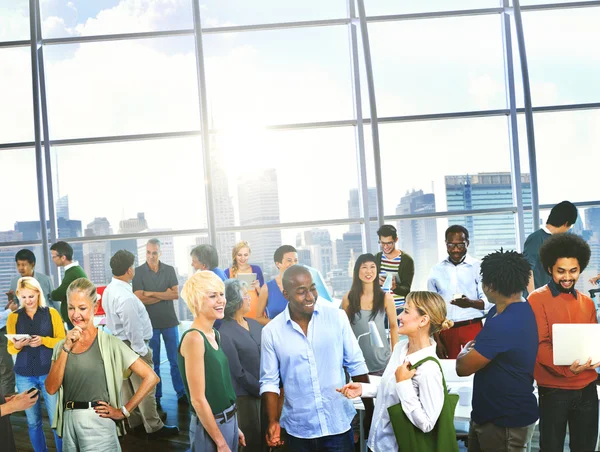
[{"x1": 338, "y1": 291, "x2": 453, "y2": 452}]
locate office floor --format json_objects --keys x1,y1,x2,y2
[{"x1": 9, "y1": 358, "x2": 571, "y2": 452}]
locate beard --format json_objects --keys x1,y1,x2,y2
[{"x1": 555, "y1": 280, "x2": 575, "y2": 293}]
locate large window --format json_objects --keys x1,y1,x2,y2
[
  {"x1": 43, "y1": 37, "x2": 200, "y2": 139},
  {"x1": 50, "y1": 137, "x2": 207, "y2": 232},
  {"x1": 368, "y1": 15, "x2": 506, "y2": 117},
  {"x1": 203, "y1": 26, "x2": 354, "y2": 127},
  {"x1": 1, "y1": 0, "x2": 599, "y2": 312},
  {"x1": 0, "y1": 48, "x2": 33, "y2": 143}
]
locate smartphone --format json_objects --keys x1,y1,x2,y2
[{"x1": 27, "y1": 387, "x2": 39, "y2": 398}]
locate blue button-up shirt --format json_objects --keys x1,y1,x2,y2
[
  {"x1": 260, "y1": 301, "x2": 368, "y2": 439},
  {"x1": 427, "y1": 254, "x2": 491, "y2": 322}
]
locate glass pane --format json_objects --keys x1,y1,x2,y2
[
  {"x1": 43, "y1": 37, "x2": 200, "y2": 139},
  {"x1": 51, "y1": 137, "x2": 207, "y2": 234},
  {"x1": 204, "y1": 26, "x2": 353, "y2": 128},
  {"x1": 0, "y1": 48, "x2": 33, "y2": 143},
  {"x1": 538, "y1": 206, "x2": 600, "y2": 295},
  {"x1": 365, "y1": 0, "x2": 500, "y2": 16},
  {"x1": 519, "y1": 0, "x2": 596, "y2": 5},
  {"x1": 0, "y1": 0, "x2": 29, "y2": 42},
  {"x1": 40, "y1": 0, "x2": 193, "y2": 39},
  {"x1": 200, "y1": 0, "x2": 347, "y2": 28},
  {"x1": 369, "y1": 15, "x2": 506, "y2": 117},
  {"x1": 212, "y1": 127, "x2": 359, "y2": 227},
  {"x1": 0, "y1": 149, "x2": 40, "y2": 240},
  {"x1": 525, "y1": 110, "x2": 600, "y2": 205},
  {"x1": 522, "y1": 8, "x2": 600, "y2": 107},
  {"x1": 377, "y1": 116, "x2": 514, "y2": 216}
]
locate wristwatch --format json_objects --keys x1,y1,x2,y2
[{"x1": 121, "y1": 406, "x2": 131, "y2": 418}]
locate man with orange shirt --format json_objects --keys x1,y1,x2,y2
[{"x1": 528, "y1": 234, "x2": 599, "y2": 452}]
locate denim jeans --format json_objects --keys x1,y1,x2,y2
[
  {"x1": 285, "y1": 429, "x2": 354, "y2": 452},
  {"x1": 15, "y1": 373, "x2": 62, "y2": 452},
  {"x1": 149, "y1": 326, "x2": 185, "y2": 400},
  {"x1": 538, "y1": 381, "x2": 599, "y2": 452}
]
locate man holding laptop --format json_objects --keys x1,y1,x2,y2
[{"x1": 528, "y1": 233, "x2": 599, "y2": 452}]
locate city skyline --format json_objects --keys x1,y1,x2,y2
[{"x1": 2, "y1": 178, "x2": 599, "y2": 308}]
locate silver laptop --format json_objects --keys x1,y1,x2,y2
[{"x1": 552, "y1": 323, "x2": 600, "y2": 366}]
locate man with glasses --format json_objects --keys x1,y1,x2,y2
[
  {"x1": 50, "y1": 241, "x2": 87, "y2": 330},
  {"x1": 375, "y1": 224, "x2": 414, "y2": 314},
  {"x1": 427, "y1": 225, "x2": 490, "y2": 359}
]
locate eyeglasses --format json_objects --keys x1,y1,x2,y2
[
  {"x1": 446, "y1": 242, "x2": 467, "y2": 250},
  {"x1": 378, "y1": 241, "x2": 395, "y2": 247},
  {"x1": 242, "y1": 294, "x2": 251, "y2": 301}
]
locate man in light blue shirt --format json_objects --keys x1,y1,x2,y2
[{"x1": 260, "y1": 265, "x2": 369, "y2": 450}]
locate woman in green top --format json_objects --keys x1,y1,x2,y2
[
  {"x1": 45, "y1": 278, "x2": 159, "y2": 452},
  {"x1": 179, "y1": 271, "x2": 245, "y2": 452}
]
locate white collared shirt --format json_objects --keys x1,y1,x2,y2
[
  {"x1": 102, "y1": 277, "x2": 153, "y2": 356},
  {"x1": 64, "y1": 261, "x2": 80, "y2": 271},
  {"x1": 363, "y1": 339, "x2": 444, "y2": 452},
  {"x1": 427, "y1": 254, "x2": 491, "y2": 322}
]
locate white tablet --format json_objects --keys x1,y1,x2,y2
[
  {"x1": 5, "y1": 334, "x2": 32, "y2": 342},
  {"x1": 237, "y1": 273, "x2": 257, "y2": 286},
  {"x1": 553, "y1": 323, "x2": 600, "y2": 365}
]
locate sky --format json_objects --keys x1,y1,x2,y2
[{"x1": 1, "y1": 0, "x2": 599, "y2": 255}]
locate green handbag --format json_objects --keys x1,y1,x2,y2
[{"x1": 387, "y1": 356, "x2": 460, "y2": 452}]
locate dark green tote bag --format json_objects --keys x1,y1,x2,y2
[{"x1": 387, "y1": 356, "x2": 460, "y2": 452}]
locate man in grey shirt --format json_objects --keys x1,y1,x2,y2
[
  {"x1": 132, "y1": 239, "x2": 186, "y2": 408},
  {"x1": 104, "y1": 250, "x2": 178, "y2": 438}
]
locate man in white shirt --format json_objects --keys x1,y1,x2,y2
[
  {"x1": 103, "y1": 250, "x2": 178, "y2": 439},
  {"x1": 427, "y1": 225, "x2": 491, "y2": 359}
]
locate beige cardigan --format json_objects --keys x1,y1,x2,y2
[{"x1": 51, "y1": 329, "x2": 138, "y2": 437}]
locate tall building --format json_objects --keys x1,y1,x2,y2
[
  {"x1": 83, "y1": 242, "x2": 109, "y2": 286},
  {"x1": 84, "y1": 217, "x2": 112, "y2": 237},
  {"x1": 56, "y1": 195, "x2": 70, "y2": 220},
  {"x1": 348, "y1": 187, "x2": 378, "y2": 252},
  {"x1": 0, "y1": 231, "x2": 23, "y2": 306},
  {"x1": 14, "y1": 218, "x2": 84, "y2": 264},
  {"x1": 297, "y1": 229, "x2": 333, "y2": 277},
  {"x1": 83, "y1": 218, "x2": 113, "y2": 285},
  {"x1": 209, "y1": 135, "x2": 237, "y2": 269},
  {"x1": 586, "y1": 207, "x2": 600, "y2": 238},
  {"x1": 112, "y1": 213, "x2": 149, "y2": 264},
  {"x1": 445, "y1": 172, "x2": 533, "y2": 259},
  {"x1": 395, "y1": 190, "x2": 439, "y2": 290},
  {"x1": 118, "y1": 213, "x2": 148, "y2": 234},
  {"x1": 238, "y1": 168, "x2": 282, "y2": 279}
]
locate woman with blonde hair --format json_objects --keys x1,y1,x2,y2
[
  {"x1": 338, "y1": 291, "x2": 454, "y2": 452},
  {"x1": 45, "y1": 278, "x2": 159, "y2": 451},
  {"x1": 224, "y1": 241, "x2": 264, "y2": 293},
  {"x1": 178, "y1": 271, "x2": 245, "y2": 451},
  {"x1": 7, "y1": 276, "x2": 65, "y2": 452}
]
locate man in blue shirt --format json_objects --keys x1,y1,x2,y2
[
  {"x1": 260, "y1": 265, "x2": 369, "y2": 451},
  {"x1": 456, "y1": 249, "x2": 538, "y2": 451}
]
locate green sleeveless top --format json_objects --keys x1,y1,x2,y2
[{"x1": 177, "y1": 328, "x2": 237, "y2": 416}]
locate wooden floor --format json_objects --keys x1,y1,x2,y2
[
  {"x1": 10, "y1": 359, "x2": 192, "y2": 452},
  {"x1": 9, "y1": 358, "x2": 573, "y2": 452}
]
